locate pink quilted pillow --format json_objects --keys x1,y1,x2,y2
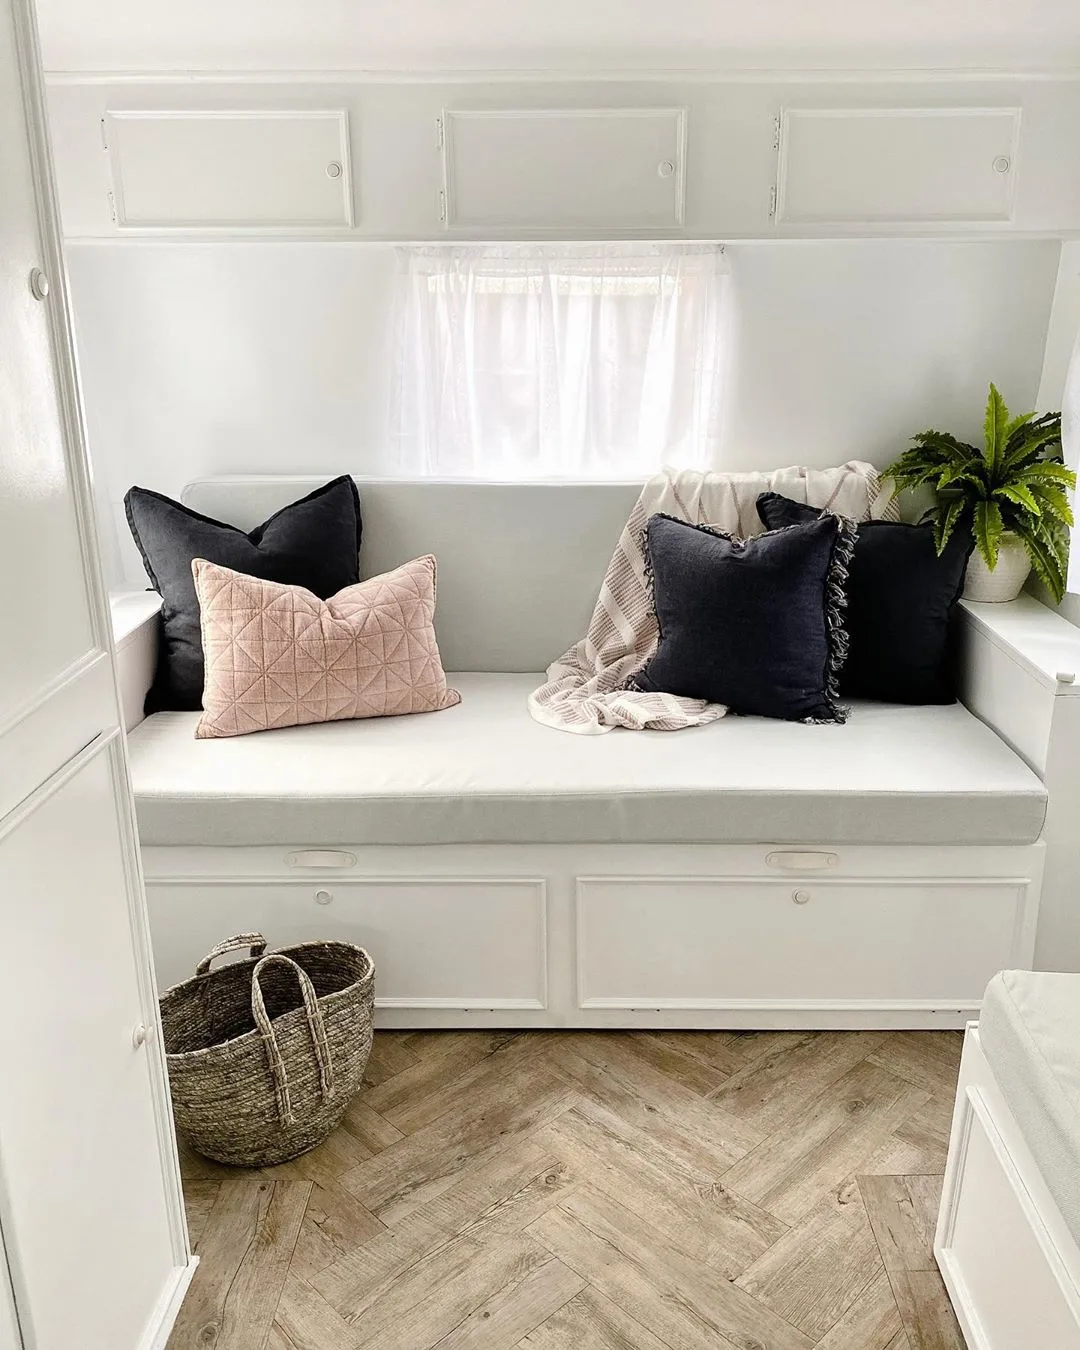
[{"x1": 192, "y1": 555, "x2": 461, "y2": 739}]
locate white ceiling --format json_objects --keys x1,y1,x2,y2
[{"x1": 34, "y1": 0, "x2": 1080, "y2": 74}]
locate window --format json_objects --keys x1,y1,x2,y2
[{"x1": 390, "y1": 243, "x2": 728, "y2": 479}]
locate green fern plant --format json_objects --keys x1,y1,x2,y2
[{"x1": 882, "y1": 383, "x2": 1074, "y2": 602}]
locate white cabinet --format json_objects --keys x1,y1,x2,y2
[
  {"x1": 441, "y1": 107, "x2": 686, "y2": 229},
  {"x1": 776, "y1": 107, "x2": 1021, "y2": 224},
  {"x1": 0, "y1": 746, "x2": 180, "y2": 1350},
  {"x1": 0, "y1": 1, "x2": 191, "y2": 1346},
  {"x1": 105, "y1": 109, "x2": 353, "y2": 228}
]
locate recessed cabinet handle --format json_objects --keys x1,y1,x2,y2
[
  {"x1": 132, "y1": 1023, "x2": 148, "y2": 1049},
  {"x1": 287, "y1": 849, "x2": 356, "y2": 869},
  {"x1": 792, "y1": 890, "x2": 812, "y2": 905},
  {"x1": 766, "y1": 851, "x2": 838, "y2": 870},
  {"x1": 314, "y1": 889, "x2": 334, "y2": 906}
]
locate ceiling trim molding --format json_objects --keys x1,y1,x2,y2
[{"x1": 42, "y1": 65, "x2": 1080, "y2": 88}]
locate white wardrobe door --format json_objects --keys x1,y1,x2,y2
[
  {"x1": 0, "y1": 9, "x2": 93, "y2": 729},
  {"x1": 0, "y1": 1225, "x2": 22, "y2": 1350},
  {"x1": 0, "y1": 740, "x2": 175, "y2": 1350}
]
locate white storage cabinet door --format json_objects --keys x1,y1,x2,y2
[{"x1": 0, "y1": 1, "x2": 188, "y2": 1347}]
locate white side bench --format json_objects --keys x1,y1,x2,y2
[{"x1": 936, "y1": 970, "x2": 1080, "y2": 1348}]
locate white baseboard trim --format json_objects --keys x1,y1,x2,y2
[
  {"x1": 372, "y1": 1006, "x2": 974, "y2": 1030},
  {"x1": 141, "y1": 1256, "x2": 199, "y2": 1350}
]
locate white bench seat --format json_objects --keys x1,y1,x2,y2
[
  {"x1": 127, "y1": 672, "x2": 1047, "y2": 849},
  {"x1": 980, "y1": 969, "x2": 1080, "y2": 1243}
]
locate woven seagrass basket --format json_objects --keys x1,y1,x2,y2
[{"x1": 160, "y1": 933, "x2": 374, "y2": 1167}]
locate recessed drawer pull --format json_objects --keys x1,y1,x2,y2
[
  {"x1": 766, "y1": 850, "x2": 838, "y2": 871},
  {"x1": 314, "y1": 889, "x2": 334, "y2": 906},
  {"x1": 286, "y1": 850, "x2": 357, "y2": 869},
  {"x1": 792, "y1": 889, "x2": 812, "y2": 905}
]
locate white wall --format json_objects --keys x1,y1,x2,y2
[
  {"x1": 1031, "y1": 241, "x2": 1080, "y2": 626},
  {"x1": 65, "y1": 237, "x2": 1060, "y2": 588},
  {"x1": 32, "y1": 0, "x2": 1080, "y2": 74}
]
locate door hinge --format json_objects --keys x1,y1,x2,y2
[
  {"x1": 435, "y1": 116, "x2": 444, "y2": 152},
  {"x1": 100, "y1": 116, "x2": 108, "y2": 151},
  {"x1": 106, "y1": 190, "x2": 117, "y2": 224},
  {"x1": 768, "y1": 185, "x2": 777, "y2": 219},
  {"x1": 772, "y1": 113, "x2": 782, "y2": 153},
  {"x1": 438, "y1": 188, "x2": 447, "y2": 224}
]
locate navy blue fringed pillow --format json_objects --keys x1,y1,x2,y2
[
  {"x1": 630, "y1": 511, "x2": 857, "y2": 724},
  {"x1": 126, "y1": 475, "x2": 363, "y2": 713},
  {"x1": 756, "y1": 492, "x2": 971, "y2": 704}
]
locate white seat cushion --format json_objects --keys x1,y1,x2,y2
[
  {"x1": 126, "y1": 673, "x2": 1046, "y2": 848},
  {"x1": 980, "y1": 970, "x2": 1080, "y2": 1243}
]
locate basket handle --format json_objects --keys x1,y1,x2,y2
[
  {"x1": 250, "y1": 953, "x2": 336, "y2": 1127},
  {"x1": 195, "y1": 933, "x2": 268, "y2": 976}
]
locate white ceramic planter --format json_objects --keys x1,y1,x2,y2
[{"x1": 963, "y1": 532, "x2": 1031, "y2": 602}]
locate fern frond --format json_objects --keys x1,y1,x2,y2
[
  {"x1": 1029, "y1": 484, "x2": 1075, "y2": 528},
  {"x1": 1015, "y1": 462, "x2": 1077, "y2": 488},
  {"x1": 973, "y1": 498, "x2": 1004, "y2": 569},
  {"x1": 1021, "y1": 518, "x2": 1070, "y2": 604},
  {"x1": 910, "y1": 430, "x2": 982, "y2": 463},
  {"x1": 993, "y1": 483, "x2": 1041, "y2": 516},
  {"x1": 1003, "y1": 411, "x2": 1035, "y2": 442},
  {"x1": 983, "y1": 383, "x2": 1009, "y2": 474},
  {"x1": 933, "y1": 498, "x2": 967, "y2": 556},
  {"x1": 1001, "y1": 414, "x2": 1064, "y2": 474}
]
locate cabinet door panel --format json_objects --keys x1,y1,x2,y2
[{"x1": 0, "y1": 742, "x2": 175, "y2": 1350}]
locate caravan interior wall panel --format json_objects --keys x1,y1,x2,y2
[
  {"x1": 442, "y1": 107, "x2": 686, "y2": 229},
  {"x1": 105, "y1": 110, "x2": 352, "y2": 228},
  {"x1": 777, "y1": 107, "x2": 1021, "y2": 224}
]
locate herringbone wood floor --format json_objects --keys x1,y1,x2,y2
[{"x1": 170, "y1": 1029, "x2": 966, "y2": 1350}]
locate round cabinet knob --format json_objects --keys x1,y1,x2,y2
[
  {"x1": 28, "y1": 267, "x2": 49, "y2": 301},
  {"x1": 992, "y1": 155, "x2": 1011, "y2": 174},
  {"x1": 657, "y1": 160, "x2": 676, "y2": 179},
  {"x1": 325, "y1": 161, "x2": 343, "y2": 180},
  {"x1": 132, "y1": 1023, "x2": 148, "y2": 1049},
  {"x1": 314, "y1": 888, "x2": 334, "y2": 906},
  {"x1": 792, "y1": 889, "x2": 811, "y2": 905}
]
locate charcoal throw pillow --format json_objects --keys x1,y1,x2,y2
[
  {"x1": 756, "y1": 492, "x2": 971, "y2": 704},
  {"x1": 631, "y1": 512, "x2": 857, "y2": 723},
  {"x1": 126, "y1": 476, "x2": 362, "y2": 712}
]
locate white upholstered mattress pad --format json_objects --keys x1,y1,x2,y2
[{"x1": 127, "y1": 673, "x2": 1046, "y2": 848}]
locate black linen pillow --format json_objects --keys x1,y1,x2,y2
[
  {"x1": 756, "y1": 492, "x2": 971, "y2": 704},
  {"x1": 126, "y1": 476, "x2": 362, "y2": 712},
  {"x1": 631, "y1": 512, "x2": 856, "y2": 723}
]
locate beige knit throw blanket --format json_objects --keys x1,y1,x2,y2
[{"x1": 528, "y1": 462, "x2": 895, "y2": 735}]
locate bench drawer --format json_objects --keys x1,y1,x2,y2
[
  {"x1": 147, "y1": 877, "x2": 547, "y2": 1011},
  {"x1": 576, "y1": 875, "x2": 1028, "y2": 1009}
]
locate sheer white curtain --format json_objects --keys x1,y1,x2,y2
[
  {"x1": 389, "y1": 243, "x2": 728, "y2": 479},
  {"x1": 1064, "y1": 327, "x2": 1080, "y2": 593}
]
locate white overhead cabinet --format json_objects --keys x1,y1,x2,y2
[
  {"x1": 104, "y1": 109, "x2": 353, "y2": 228},
  {"x1": 440, "y1": 107, "x2": 686, "y2": 230},
  {"x1": 776, "y1": 106, "x2": 1021, "y2": 225},
  {"x1": 0, "y1": 1, "x2": 191, "y2": 1347}
]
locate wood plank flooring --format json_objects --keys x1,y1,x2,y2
[{"x1": 169, "y1": 1029, "x2": 966, "y2": 1350}]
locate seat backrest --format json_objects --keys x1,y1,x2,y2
[{"x1": 181, "y1": 477, "x2": 642, "y2": 672}]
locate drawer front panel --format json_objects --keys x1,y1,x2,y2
[
  {"x1": 148, "y1": 877, "x2": 547, "y2": 1009},
  {"x1": 576, "y1": 876, "x2": 1027, "y2": 1008}
]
